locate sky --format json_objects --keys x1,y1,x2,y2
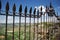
[{"x1": 0, "y1": 0, "x2": 60, "y2": 23}]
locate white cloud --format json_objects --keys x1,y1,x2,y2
[
  {"x1": 35, "y1": 5, "x2": 46, "y2": 12},
  {"x1": 34, "y1": 5, "x2": 59, "y2": 23}
]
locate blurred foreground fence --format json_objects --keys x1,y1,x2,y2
[{"x1": 0, "y1": 1, "x2": 60, "y2": 40}]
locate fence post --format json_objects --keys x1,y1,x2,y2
[
  {"x1": 19, "y1": 4, "x2": 22, "y2": 40},
  {"x1": 12, "y1": 4, "x2": 16, "y2": 40},
  {"x1": 29, "y1": 7, "x2": 32, "y2": 40},
  {"x1": 24, "y1": 6, "x2": 27, "y2": 40},
  {"x1": 45, "y1": 6, "x2": 48, "y2": 40},
  {"x1": 33, "y1": 8, "x2": 36, "y2": 40},
  {"x1": 40, "y1": 6, "x2": 43, "y2": 40},
  {"x1": 5, "y1": 2, "x2": 9, "y2": 40},
  {"x1": 37, "y1": 10, "x2": 39, "y2": 40}
]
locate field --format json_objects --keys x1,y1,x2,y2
[
  {"x1": 0, "y1": 23, "x2": 34, "y2": 40},
  {"x1": 0, "y1": 22, "x2": 59, "y2": 40}
]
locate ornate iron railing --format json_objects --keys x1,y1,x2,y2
[{"x1": 0, "y1": 1, "x2": 60, "y2": 40}]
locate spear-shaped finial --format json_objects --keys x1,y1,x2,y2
[
  {"x1": 37, "y1": 10, "x2": 39, "y2": 17},
  {"x1": 19, "y1": 4, "x2": 22, "y2": 13},
  {"x1": 24, "y1": 6, "x2": 27, "y2": 13},
  {"x1": 6, "y1": 2, "x2": 9, "y2": 11},
  {"x1": 40, "y1": 6, "x2": 42, "y2": 12},
  {"x1": 13, "y1": 4, "x2": 16, "y2": 12},
  {"x1": 33, "y1": 8, "x2": 36, "y2": 14},
  {"x1": 29, "y1": 7, "x2": 32, "y2": 17},
  {"x1": 29, "y1": 7, "x2": 32, "y2": 13},
  {"x1": 46, "y1": 6, "x2": 48, "y2": 12}
]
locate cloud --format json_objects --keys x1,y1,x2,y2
[
  {"x1": 35, "y1": 5, "x2": 46, "y2": 12},
  {"x1": 35, "y1": 5, "x2": 59, "y2": 23},
  {"x1": 35, "y1": 5, "x2": 46, "y2": 17}
]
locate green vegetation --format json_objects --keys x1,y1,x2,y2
[
  {"x1": 0, "y1": 23, "x2": 31, "y2": 40},
  {"x1": 0, "y1": 22, "x2": 59, "y2": 40},
  {"x1": 0, "y1": 27, "x2": 30, "y2": 40}
]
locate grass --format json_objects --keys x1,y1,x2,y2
[
  {"x1": 0, "y1": 22, "x2": 59, "y2": 40},
  {"x1": 0, "y1": 24, "x2": 33, "y2": 40}
]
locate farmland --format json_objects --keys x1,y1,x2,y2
[{"x1": 0, "y1": 22, "x2": 59, "y2": 40}]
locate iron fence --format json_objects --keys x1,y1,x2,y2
[{"x1": 0, "y1": 1, "x2": 60, "y2": 40}]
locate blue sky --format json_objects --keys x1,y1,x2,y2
[
  {"x1": 0, "y1": 0, "x2": 60, "y2": 23},
  {"x1": 1, "y1": 0, "x2": 60, "y2": 14}
]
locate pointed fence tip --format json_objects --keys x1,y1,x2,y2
[
  {"x1": 13, "y1": 3, "x2": 16, "y2": 12},
  {"x1": 6, "y1": 2, "x2": 9, "y2": 11}
]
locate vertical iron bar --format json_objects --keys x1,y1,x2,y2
[
  {"x1": 39, "y1": 14, "x2": 41, "y2": 40},
  {"x1": 42, "y1": 13, "x2": 44, "y2": 40},
  {"x1": 39, "y1": 12, "x2": 42, "y2": 40},
  {"x1": 29, "y1": 13, "x2": 31, "y2": 40},
  {"x1": 33, "y1": 12, "x2": 35, "y2": 40},
  {"x1": 37, "y1": 13, "x2": 38, "y2": 40},
  {"x1": 43, "y1": 12, "x2": 46, "y2": 40},
  {"x1": 52, "y1": 16, "x2": 54, "y2": 40},
  {"x1": 47, "y1": 16, "x2": 50, "y2": 40},
  {"x1": 51, "y1": 16, "x2": 53, "y2": 40},
  {"x1": 29, "y1": 10, "x2": 31, "y2": 40},
  {"x1": 24, "y1": 12, "x2": 26, "y2": 40},
  {"x1": 5, "y1": 2, "x2": 9, "y2": 40},
  {"x1": 25, "y1": 13, "x2": 26, "y2": 40},
  {"x1": 50, "y1": 16, "x2": 51, "y2": 40},
  {"x1": 40, "y1": 6, "x2": 42, "y2": 40},
  {"x1": 49, "y1": 16, "x2": 50, "y2": 40},
  {"x1": 48, "y1": 15, "x2": 49, "y2": 40},
  {"x1": 53, "y1": 16, "x2": 55, "y2": 40},
  {"x1": 39, "y1": 12, "x2": 41, "y2": 40},
  {"x1": 46, "y1": 13, "x2": 47, "y2": 40},
  {"x1": 37, "y1": 16, "x2": 38, "y2": 40},
  {"x1": 5, "y1": 11, "x2": 8, "y2": 40},
  {"x1": 29, "y1": 7, "x2": 32, "y2": 40},
  {"x1": 12, "y1": 4, "x2": 16, "y2": 40},
  {"x1": 24, "y1": 6, "x2": 27, "y2": 40},
  {"x1": 12, "y1": 12, "x2": 15, "y2": 40},
  {"x1": 41, "y1": 13, "x2": 42, "y2": 40},
  {"x1": 37, "y1": 10, "x2": 39, "y2": 40},
  {"x1": 19, "y1": 4, "x2": 22, "y2": 40},
  {"x1": 19, "y1": 12, "x2": 21, "y2": 40},
  {"x1": 33, "y1": 8, "x2": 36, "y2": 40}
]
